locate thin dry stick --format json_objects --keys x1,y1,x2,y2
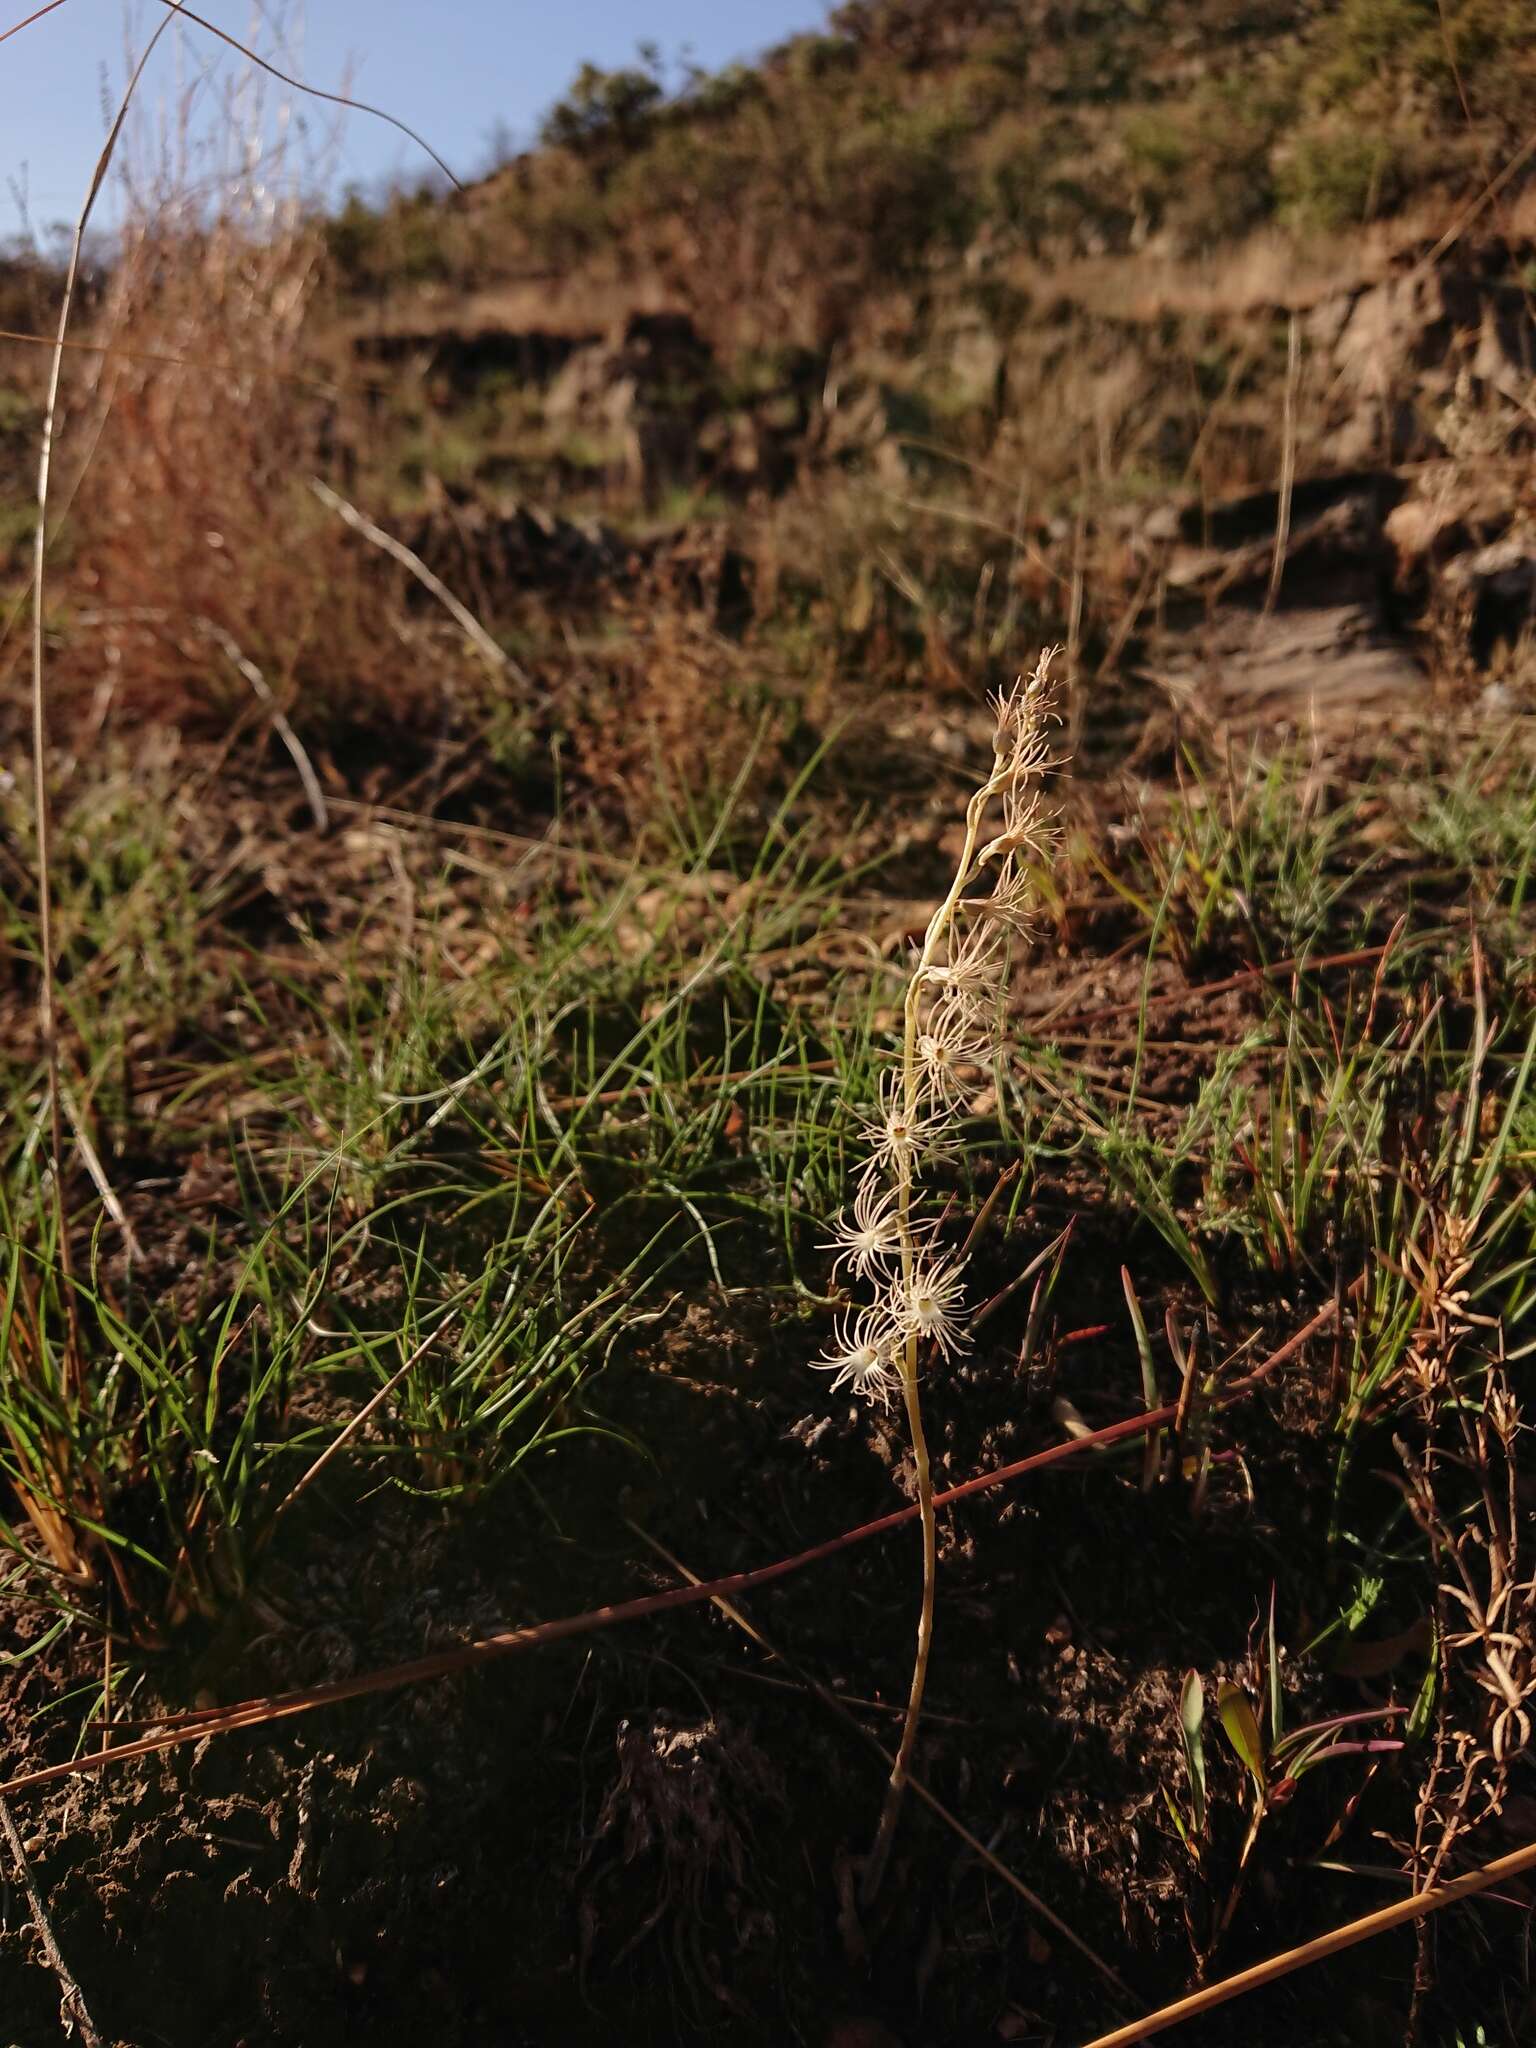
[
  {"x1": 307, "y1": 477, "x2": 531, "y2": 688},
  {"x1": 196, "y1": 619, "x2": 328, "y2": 832},
  {"x1": 60, "y1": 1087, "x2": 144, "y2": 1263},
  {"x1": 630, "y1": 1520, "x2": 1136, "y2": 2002},
  {"x1": 0, "y1": 0, "x2": 67, "y2": 43},
  {"x1": 30, "y1": 1, "x2": 191, "y2": 1390},
  {"x1": 1262, "y1": 310, "x2": 1300, "y2": 620},
  {"x1": 1079, "y1": 1835, "x2": 1536, "y2": 2048},
  {"x1": 0, "y1": 325, "x2": 341, "y2": 394},
  {"x1": 146, "y1": 1, "x2": 462, "y2": 188},
  {"x1": 0, "y1": 1795, "x2": 104, "y2": 2047},
  {"x1": 0, "y1": 1296, "x2": 1343, "y2": 1805}
]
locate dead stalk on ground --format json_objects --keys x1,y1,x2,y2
[{"x1": 1079, "y1": 1832, "x2": 1536, "y2": 2048}]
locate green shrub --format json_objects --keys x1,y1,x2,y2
[
  {"x1": 541, "y1": 60, "x2": 665, "y2": 155},
  {"x1": 1122, "y1": 107, "x2": 1191, "y2": 188},
  {"x1": 1120, "y1": 78, "x2": 1283, "y2": 244},
  {"x1": 1311, "y1": 0, "x2": 1536, "y2": 132},
  {"x1": 1278, "y1": 125, "x2": 1406, "y2": 231}
]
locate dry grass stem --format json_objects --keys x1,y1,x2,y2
[
  {"x1": 1080, "y1": 1834, "x2": 1536, "y2": 2048},
  {"x1": 308, "y1": 476, "x2": 529, "y2": 687},
  {"x1": 0, "y1": 1796, "x2": 103, "y2": 2047}
]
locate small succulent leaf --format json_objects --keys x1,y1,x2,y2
[
  {"x1": 1180, "y1": 1665, "x2": 1206, "y2": 1742},
  {"x1": 1160, "y1": 1782, "x2": 1200, "y2": 1867},
  {"x1": 1163, "y1": 1306, "x2": 1189, "y2": 1379},
  {"x1": 1123, "y1": 1268, "x2": 1162, "y2": 1490},
  {"x1": 1052, "y1": 1395, "x2": 1095, "y2": 1441},
  {"x1": 1122, "y1": 1267, "x2": 1159, "y2": 1404},
  {"x1": 1179, "y1": 1667, "x2": 1207, "y2": 1834},
  {"x1": 1187, "y1": 1310, "x2": 1212, "y2": 1441},
  {"x1": 1237, "y1": 1795, "x2": 1265, "y2": 1869},
  {"x1": 1189, "y1": 1438, "x2": 1213, "y2": 1518},
  {"x1": 1217, "y1": 1679, "x2": 1267, "y2": 1793}
]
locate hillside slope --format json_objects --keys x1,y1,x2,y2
[{"x1": 300, "y1": 0, "x2": 1536, "y2": 740}]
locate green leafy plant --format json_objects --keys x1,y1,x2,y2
[
  {"x1": 1163, "y1": 1663, "x2": 1413, "y2": 1899},
  {"x1": 1162, "y1": 1667, "x2": 1209, "y2": 1868}
]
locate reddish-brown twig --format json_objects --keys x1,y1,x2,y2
[{"x1": 0, "y1": 0, "x2": 67, "y2": 47}]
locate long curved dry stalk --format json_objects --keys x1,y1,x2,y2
[
  {"x1": 863, "y1": 747, "x2": 1027, "y2": 1900},
  {"x1": 1079, "y1": 1834, "x2": 1536, "y2": 2048},
  {"x1": 0, "y1": 0, "x2": 68, "y2": 48},
  {"x1": 146, "y1": 0, "x2": 462, "y2": 188},
  {"x1": 19, "y1": 0, "x2": 467, "y2": 1350},
  {"x1": 307, "y1": 476, "x2": 532, "y2": 687},
  {"x1": 29, "y1": 2, "x2": 191, "y2": 1392}
]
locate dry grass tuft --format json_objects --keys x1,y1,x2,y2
[{"x1": 67, "y1": 211, "x2": 391, "y2": 737}]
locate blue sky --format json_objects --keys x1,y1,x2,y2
[{"x1": 3, "y1": 0, "x2": 832, "y2": 238}]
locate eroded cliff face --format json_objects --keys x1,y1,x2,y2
[{"x1": 330, "y1": 217, "x2": 1536, "y2": 738}]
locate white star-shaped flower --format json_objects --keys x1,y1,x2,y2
[
  {"x1": 824, "y1": 1178, "x2": 905, "y2": 1280},
  {"x1": 812, "y1": 1308, "x2": 903, "y2": 1408},
  {"x1": 891, "y1": 1255, "x2": 969, "y2": 1359},
  {"x1": 859, "y1": 1067, "x2": 954, "y2": 1176}
]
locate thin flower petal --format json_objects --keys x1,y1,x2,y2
[
  {"x1": 812, "y1": 1308, "x2": 903, "y2": 1407},
  {"x1": 892, "y1": 1256, "x2": 970, "y2": 1360}
]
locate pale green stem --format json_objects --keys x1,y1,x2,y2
[{"x1": 860, "y1": 773, "x2": 999, "y2": 1903}]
